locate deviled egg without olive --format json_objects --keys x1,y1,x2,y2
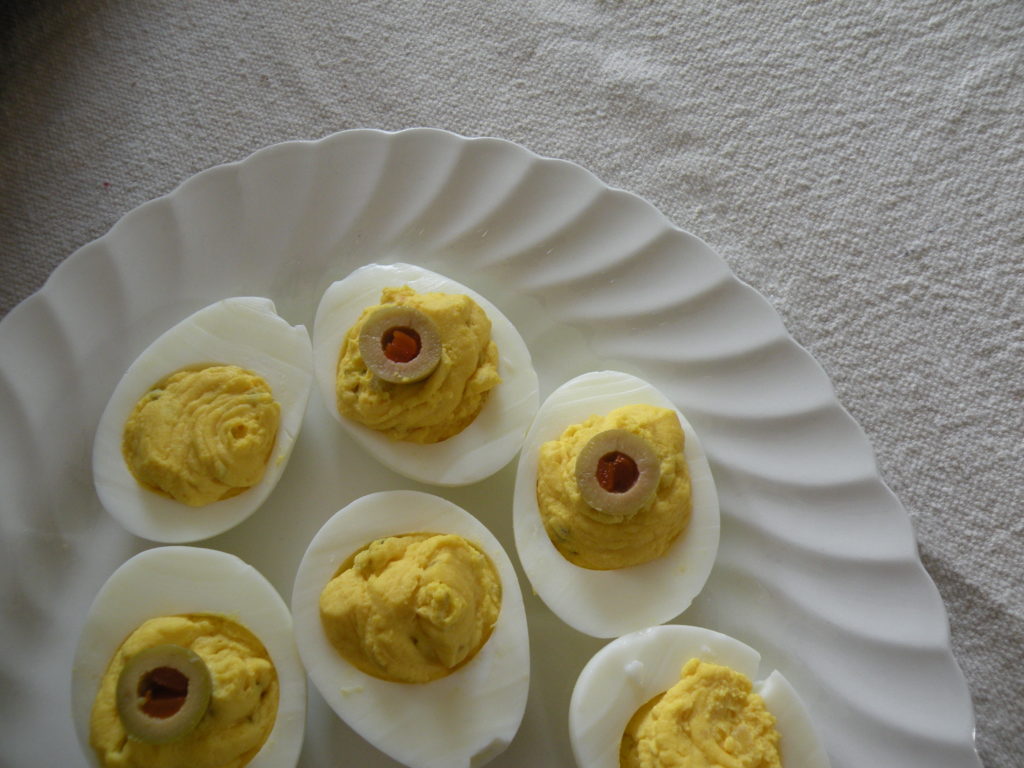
[
  {"x1": 570, "y1": 625, "x2": 830, "y2": 768},
  {"x1": 92, "y1": 297, "x2": 313, "y2": 543},
  {"x1": 291, "y1": 490, "x2": 530, "y2": 768}
]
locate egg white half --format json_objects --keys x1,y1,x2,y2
[
  {"x1": 513, "y1": 370, "x2": 720, "y2": 638},
  {"x1": 569, "y1": 625, "x2": 831, "y2": 768},
  {"x1": 312, "y1": 263, "x2": 539, "y2": 486},
  {"x1": 291, "y1": 490, "x2": 530, "y2": 768},
  {"x1": 70, "y1": 546, "x2": 307, "y2": 768},
  {"x1": 92, "y1": 297, "x2": 313, "y2": 543}
]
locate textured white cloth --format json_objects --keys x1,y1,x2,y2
[{"x1": 1, "y1": 1, "x2": 1021, "y2": 765}]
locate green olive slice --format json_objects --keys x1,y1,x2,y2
[
  {"x1": 575, "y1": 428, "x2": 661, "y2": 516},
  {"x1": 115, "y1": 644, "x2": 212, "y2": 744},
  {"x1": 358, "y1": 305, "x2": 442, "y2": 384}
]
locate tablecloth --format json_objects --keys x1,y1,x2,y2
[{"x1": 2, "y1": 1, "x2": 1020, "y2": 765}]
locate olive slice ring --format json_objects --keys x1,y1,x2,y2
[
  {"x1": 115, "y1": 644, "x2": 212, "y2": 744},
  {"x1": 358, "y1": 305, "x2": 443, "y2": 384},
  {"x1": 574, "y1": 429, "x2": 661, "y2": 517}
]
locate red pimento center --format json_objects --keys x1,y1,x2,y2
[
  {"x1": 596, "y1": 451, "x2": 639, "y2": 493},
  {"x1": 381, "y1": 327, "x2": 422, "y2": 363},
  {"x1": 138, "y1": 666, "x2": 189, "y2": 719}
]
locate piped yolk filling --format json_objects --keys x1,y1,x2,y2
[
  {"x1": 620, "y1": 659, "x2": 782, "y2": 768},
  {"x1": 319, "y1": 533, "x2": 502, "y2": 684},
  {"x1": 122, "y1": 364, "x2": 280, "y2": 507}
]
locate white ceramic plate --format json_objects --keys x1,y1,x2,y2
[{"x1": 0, "y1": 128, "x2": 981, "y2": 767}]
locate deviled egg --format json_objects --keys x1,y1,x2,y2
[
  {"x1": 291, "y1": 490, "x2": 529, "y2": 768},
  {"x1": 70, "y1": 546, "x2": 306, "y2": 768},
  {"x1": 312, "y1": 263, "x2": 538, "y2": 486},
  {"x1": 513, "y1": 370, "x2": 719, "y2": 638},
  {"x1": 570, "y1": 625, "x2": 830, "y2": 768},
  {"x1": 92, "y1": 297, "x2": 313, "y2": 543}
]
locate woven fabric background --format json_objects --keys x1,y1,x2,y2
[{"x1": 2, "y1": 1, "x2": 1021, "y2": 765}]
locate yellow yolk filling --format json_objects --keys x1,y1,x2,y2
[
  {"x1": 336, "y1": 286, "x2": 501, "y2": 443},
  {"x1": 319, "y1": 533, "x2": 502, "y2": 683},
  {"x1": 620, "y1": 659, "x2": 782, "y2": 768},
  {"x1": 90, "y1": 614, "x2": 279, "y2": 768},
  {"x1": 122, "y1": 364, "x2": 280, "y2": 507},
  {"x1": 537, "y1": 404, "x2": 691, "y2": 569}
]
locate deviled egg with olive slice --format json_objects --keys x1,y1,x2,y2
[
  {"x1": 70, "y1": 546, "x2": 306, "y2": 768},
  {"x1": 312, "y1": 263, "x2": 539, "y2": 486},
  {"x1": 570, "y1": 625, "x2": 831, "y2": 768},
  {"x1": 92, "y1": 297, "x2": 313, "y2": 543},
  {"x1": 513, "y1": 370, "x2": 720, "y2": 638},
  {"x1": 291, "y1": 490, "x2": 530, "y2": 768}
]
